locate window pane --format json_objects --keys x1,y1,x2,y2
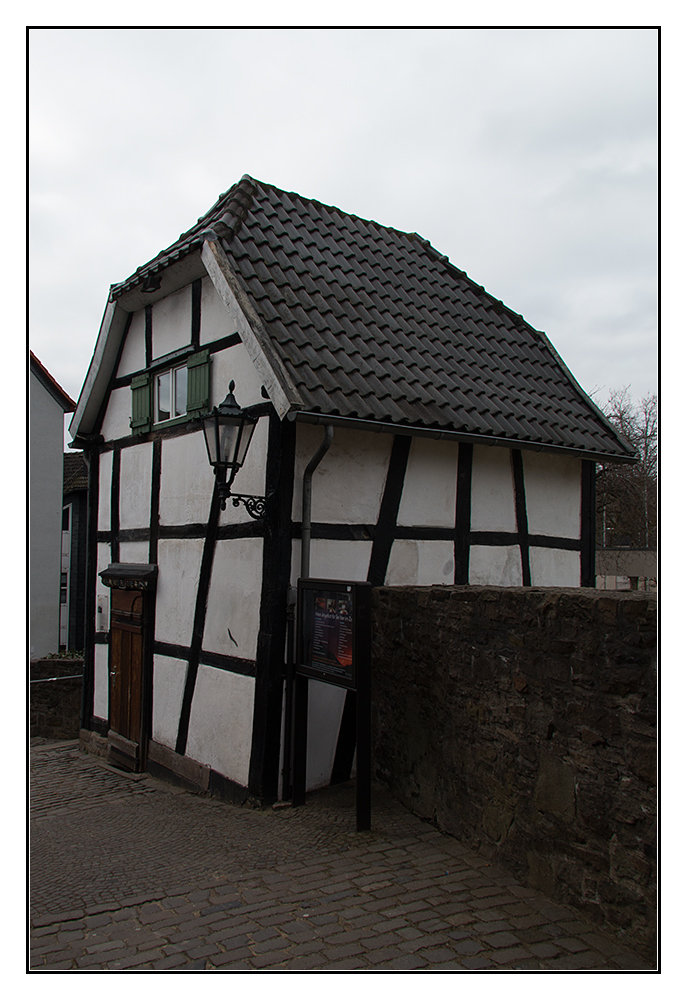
[
  {"x1": 174, "y1": 366, "x2": 188, "y2": 417},
  {"x1": 157, "y1": 371, "x2": 171, "y2": 421}
]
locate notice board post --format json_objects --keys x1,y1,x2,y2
[{"x1": 294, "y1": 579, "x2": 372, "y2": 831}]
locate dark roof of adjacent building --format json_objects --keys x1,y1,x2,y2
[
  {"x1": 110, "y1": 176, "x2": 635, "y2": 462},
  {"x1": 63, "y1": 452, "x2": 88, "y2": 494},
  {"x1": 30, "y1": 351, "x2": 76, "y2": 412}
]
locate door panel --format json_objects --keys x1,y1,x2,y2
[{"x1": 108, "y1": 589, "x2": 145, "y2": 771}]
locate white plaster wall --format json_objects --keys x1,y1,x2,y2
[
  {"x1": 203, "y1": 538, "x2": 264, "y2": 662},
  {"x1": 100, "y1": 387, "x2": 133, "y2": 442},
  {"x1": 155, "y1": 538, "x2": 204, "y2": 647},
  {"x1": 293, "y1": 425, "x2": 391, "y2": 525},
  {"x1": 98, "y1": 451, "x2": 112, "y2": 531},
  {"x1": 186, "y1": 667, "x2": 256, "y2": 788},
  {"x1": 117, "y1": 309, "x2": 146, "y2": 376},
  {"x1": 385, "y1": 540, "x2": 455, "y2": 586},
  {"x1": 523, "y1": 451, "x2": 581, "y2": 539},
  {"x1": 93, "y1": 643, "x2": 109, "y2": 721},
  {"x1": 529, "y1": 547, "x2": 581, "y2": 587},
  {"x1": 152, "y1": 655, "x2": 187, "y2": 749},
  {"x1": 152, "y1": 284, "x2": 192, "y2": 360},
  {"x1": 96, "y1": 542, "x2": 112, "y2": 626},
  {"x1": 306, "y1": 681, "x2": 347, "y2": 791},
  {"x1": 292, "y1": 539, "x2": 373, "y2": 585},
  {"x1": 200, "y1": 275, "x2": 231, "y2": 344},
  {"x1": 159, "y1": 432, "x2": 214, "y2": 526},
  {"x1": 211, "y1": 339, "x2": 266, "y2": 410},
  {"x1": 469, "y1": 545, "x2": 522, "y2": 586},
  {"x1": 397, "y1": 438, "x2": 458, "y2": 528},
  {"x1": 471, "y1": 445, "x2": 517, "y2": 532},
  {"x1": 118, "y1": 541, "x2": 150, "y2": 565},
  {"x1": 119, "y1": 442, "x2": 153, "y2": 530}
]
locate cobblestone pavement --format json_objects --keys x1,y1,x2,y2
[{"x1": 30, "y1": 740, "x2": 654, "y2": 971}]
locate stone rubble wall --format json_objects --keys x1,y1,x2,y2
[
  {"x1": 30, "y1": 659, "x2": 84, "y2": 740},
  {"x1": 371, "y1": 586, "x2": 657, "y2": 956}
]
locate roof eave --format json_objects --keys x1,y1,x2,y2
[
  {"x1": 69, "y1": 298, "x2": 128, "y2": 441},
  {"x1": 201, "y1": 237, "x2": 302, "y2": 419},
  {"x1": 292, "y1": 410, "x2": 638, "y2": 464}
]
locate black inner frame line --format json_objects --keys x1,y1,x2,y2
[
  {"x1": 511, "y1": 449, "x2": 532, "y2": 587},
  {"x1": 454, "y1": 442, "x2": 473, "y2": 585}
]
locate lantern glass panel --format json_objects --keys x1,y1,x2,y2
[
  {"x1": 202, "y1": 414, "x2": 222, "y2": 467},
  {"x1": 235, "y1": 418, "x2": 257, "y2": 467},
  {"x1": 219, "y1": 419, "x2": 243, "y2": 468}
]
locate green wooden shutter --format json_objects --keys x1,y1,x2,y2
[
  {"x1": 130, "y1": 372, "x2": 152, "y2": 433},
  {"x1": 186, "y1": 349, "x2": 210, "y2": 414}
]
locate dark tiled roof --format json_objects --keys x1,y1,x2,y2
[
  {"x1": 111, "y1": 176, "x2": 634, "y2": 461},
  {"x1": 30, "y1": 351, "x2": 76, "y2": 412},
  {"x1": 63, "y1": 452, "x2": 88, "y2": 493}
]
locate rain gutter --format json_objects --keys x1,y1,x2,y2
[{"x1": 290, "y1": 411, "x2": 637, "y2": 465}]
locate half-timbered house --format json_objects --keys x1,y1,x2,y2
[{"x1": 70, "y1": 175, "x2": 634, "y2": 801}]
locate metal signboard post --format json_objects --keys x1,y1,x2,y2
[{"x1": 293, "y1": 579, "x2": 372, "y2": 831}]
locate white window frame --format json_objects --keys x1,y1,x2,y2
[{"x1": 155, "y1": 364, "x2": 188, "y2": 423}]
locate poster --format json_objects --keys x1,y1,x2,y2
[{"x1": 299, "y1": 583, "x2": 357, "y2": 687}]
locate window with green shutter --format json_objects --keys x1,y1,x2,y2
[
  {"x1": 130, "y1": 349, "x2": 210, "y2": 434},
  {"x1": 130, "y1": 372, "x2": 152, "y2": 432},
  {"x1": 186, "y1": 349, "x2": 210, "y2": 414}
]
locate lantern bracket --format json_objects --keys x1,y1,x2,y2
[{"x1": 217, "y1": 487, "x2": 273, "y2": 519}]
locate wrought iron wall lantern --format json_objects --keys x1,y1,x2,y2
[{"x1": 201, "y1": 381, "x2": 270, "y2": 519}]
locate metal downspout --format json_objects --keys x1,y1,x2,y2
[
  {"x1": 300, "y1": 425, "x2": 334, "y2": 580},
  {"x1": 283, "y1": 424, "x2": 334, "y2": 801}
]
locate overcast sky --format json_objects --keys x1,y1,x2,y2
[{"x1": 29, "y1": 26, "x2": 658, "y2": 416}]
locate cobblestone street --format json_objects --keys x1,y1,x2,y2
[{"x1": 29, "y1": 740, "x2": 655, "y2": 971}]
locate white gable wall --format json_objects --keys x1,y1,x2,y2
[
  {"x1": 200, "y1": 275, "x2": 228, "y2": 343},
  {"x1": 211, "y1": 337, "x2": 266, "y2": 410},
  {"x1": 117, "y1": 310, "x2": 146, "y2": 376},
  {"x1": 152, "y1": 285, "x2": 192, "y2": 359},
  {"x1": 100, "y1": 387, "x2": 134, "y2": 442},
  {"x1": 89, "y1": 273, "x2": 279, "y2": 780}
]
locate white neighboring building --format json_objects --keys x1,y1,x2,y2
[
  {"x1": 69, "y1": 176, "x2": 636, "y2": 799},
  {"x1": 30, "y1": 352, "x2": 76, "y2": 658}
]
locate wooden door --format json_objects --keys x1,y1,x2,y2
[{"x1": 108, "y1": 588, "x2": 145, "y2": 771}]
